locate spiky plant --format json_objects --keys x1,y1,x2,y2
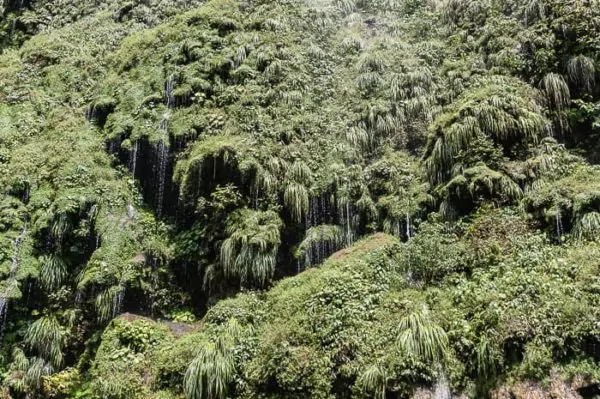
[
  {"x1": 184, "y1": 319, "x2": 242, "y2": 399},
  {"x1": 39, "y1": 253, "x2": 68, "y2": 290},
  {"x1": 335, "y1": 0, "x2": 357, "y2": 15},
  {"x1": 25, "y1": 357, "x2": 54, "y2": 391},
  {"x1": 574, "y1": 212, "x2": 600, "y2": 240},
  {"x1": 522, "y1": 0, "x2": 546, "y2": 25},
  {"x1": 397, "y1": 307, "x2": 449, "y2": 364},
  {"x1": 184, "y1": 343, "x2": 234, "y2": 399},
  {"x1": 423, "y1": 77, "x2": 548, "y2": 186},
  {"x1": 445, "y1": 163, "x2": 523, "y2": 204},
  {"x1": 284, "y1": 182, "x2": 310, "y2": 223},
  {"x1": 25, "y1": 316, "x2": 63, "y2": 369},
  {"x1": 346, "y1": 125, "x2": 371, "y2": 148},
  {"x1": 95, "y1": 285, "x2": 125, "y2": 322},
  {"x1": 220, "y1": 209, "x2": 282, "y2": 286},
  {"x1": 541, "y1": 73, "x2": 570, "y2": 111},
  {"x1": 359, "y1": 362, "x2": 389, "y2": 399},
  {"x1": 475, "y1": 336, "x2": 500, "y2": 379},
  {"x1": 567, "y1": 55, "x2": 596, "y2": 93},
  {"x1": 286, "y1": 161, "x2": 313, "y2": 186}
]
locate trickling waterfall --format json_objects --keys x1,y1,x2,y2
[
  {"x1": 156, "y1": 140, "x2": 168, "y2": 219},
  {"x1": 129, "y1": 140, "x2": 139, "y2": 178},
  {"x1": 433, "y1": 372, "x2": 451, "y2": 399},
  {"x1": 0, "y1": 297, "x2": 7, "y2": 344},
  {"x1": 406, "y1": 213, "x2": 411, "y2": 239},
  {"x1": 0, "y1": 218, "x2": 28, "y2": 343},
  {"x1": 555, "y1": 210, "x2": 564, "y2": 241},
  {"x1": 154, "y1": 75, "x2": 175, "y2": 219},
  {"x1": 298, "y1": 194, "x2": 341, "y2": 272},
  {"x1": 85, "y1": 106, "x2": 95, "y2": 122},
  {"x1": 10, "y1": 220, "x2": 28, "y2": 276},
  {"x1": 112, "y1": 288, "x2": 124, "y2": 319},
  {"x1": 342, "y1": 201, "x2": 355, "y2": 246},
  {"x1": 166, "y1": 74, "x2": 175, "y2": 108}
]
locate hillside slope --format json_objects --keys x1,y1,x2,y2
[{"x1": 0, "y1": 0, "x2": 600, "y2": 397}]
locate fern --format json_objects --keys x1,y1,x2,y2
[
  {"x1": 284, "y1": 182, "x2": 310, "y2": 223},
  {"x1": 541, "y1": 73, "x2": 570, "y2": 111},
  {"x1": 39, "y1": 254, "x2": 68, "y2": 290},
  {"x1": 220, "y1": 209, "x2": 282, "y2": 286},
  {"x1": 574, "y1": 212, "x2": 600, "y2": 241},
  {"x1": 397, "y1": 307, "x2": 449, "y2": 364},
  {"x1": 567, "y1": 55, "x2": 595, "y2": 93},
  {"x1": 360, "y1": 362, "x2": 388, "y2": 399},
  {"x1": 184, "y1": 343, "x2": 234, "y2": 399},
  {"x1": 25, "y1": 316, "x2": 63, "y2": 369}
]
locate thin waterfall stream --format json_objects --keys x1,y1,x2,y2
[{"x1": 0, "y1": 217, "x2": 29, "y2": 342}]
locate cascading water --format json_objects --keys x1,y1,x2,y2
[
  {"x1": 166, "y1": 74, "x2": 175, "y2": 108},
  {"x1": 112, "y1": 289, "x2": 124, "y2": 318},
  {"x1": 433, "y1": 371, "x2": 451, "y2": 399},
  {"x1": 11, "y1": 220, "x2": 28, "y2": 276},
  {"x1": 555, "y1": 209, "x2": 564, "y2": 241},
  {"x1": 406, "y1": 212, "x2": 411, "y2": 240},
  {"x1": 0, "y1": 297, "x2": 7, "y2": 342},
  {"x1": 9, "y1": 0, "x2": 25, "y2": 40},
  {"x1": 129, "y1": 140, "x2": 139, "y2": 178},
  {"x1": 298, "y1": 194, "x2": 341, "y2": 272},
  {"x1": 341, "y1": 201, "x2": 355, "y2": 246},
  {"x1": 0, "y1": 217, "x2": 28, "y2": 343},
  {"x1": 155, "y1": 75, "x2": 174, "y2": 219},
  {"x1": 156, "y1": 140, "x2": 168, "y2": 219}
]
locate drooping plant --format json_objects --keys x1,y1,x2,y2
[
  {"x1": 397, "y1": 307, "x2": 449, "y2": 364},
  {"x1": 219, "y1": 209, "x2": 282, "y2": 286}
]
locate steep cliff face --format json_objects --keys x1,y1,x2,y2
[{"x1": 0, "y1": 0, "x2": 599, "y2": 398}]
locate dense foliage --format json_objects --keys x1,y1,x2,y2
[{"x1": 0, "y1": 0, "x2": 599, "y2": 397}]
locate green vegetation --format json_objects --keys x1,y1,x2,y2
[{"x1": 0, "y1": 0, "x2": 599, "y2": 397}]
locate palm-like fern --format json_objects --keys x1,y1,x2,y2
[
  {"x1": 220, "y1": 209, "x2": 282, "y2": 286},
  {"x1": 540, "y1": 73, "x2": 570, "y2": 111},
  {"x1": 284, "y1": 182, "x2": 310, "y2": 223},
  {"x1": 567, "y1": 55, "x2": 596, "y2": 93},
  {"x1": 423, "y1": 77, "x2": 548, "y2": 186},
  {"x1": 25, "y1": 316, "x2": 63, "y2": 369},
  {"x1": 184, "y1": 343, "x2": 234, "y2": 399},
  {"x1": 39, "y1": 253, "x2": 68, "y2": 290},
  {"x1": 397, "y1": 307, "x2": 449, "y2": 364},
  {"x1": 574, "y1": 212, "x2": 600, "y2": 240},
  {"x1": 359, "y1": 362, "x2": 389, "y2": 399}
]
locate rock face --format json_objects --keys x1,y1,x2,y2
[
  {"x1": 411, "y1": 372, "x2": 600, "y2": 399},
  {"x1": 491, "y1": 371, "x2": 600, "y2": 399}
]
